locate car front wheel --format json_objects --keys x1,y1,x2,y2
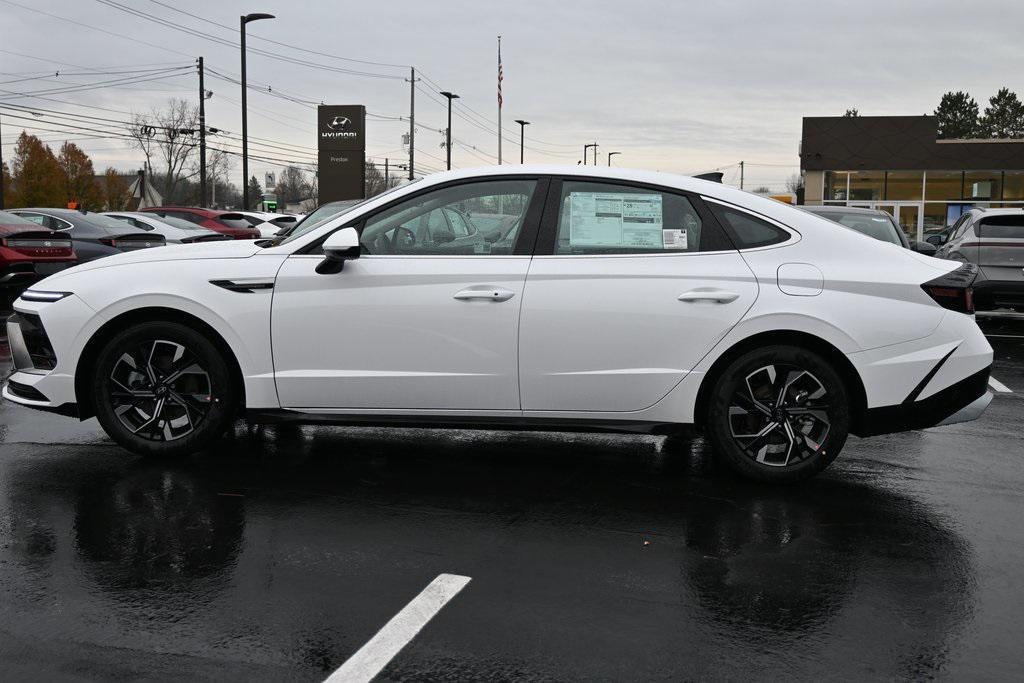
[
  {"x1": 706, "y1": 345, "x2": 849, "y2": 483},
  {"x1": 91, "y1": 321, "x2": 239, "y2": 457}
]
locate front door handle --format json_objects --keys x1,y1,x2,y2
[
  {"x1": 678, "y1": 289, "x2": 740, "y2": 304},
  {"x1": 453, "y1": 286, "x2": 516, "y2": 302}
]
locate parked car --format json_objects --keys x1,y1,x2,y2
[
  {"x1": 104, "y1": 212, "x2": 230, "y2": 244},
  {"x1": 9, "y1": 208, "x2": 166, "y2": 263},
  {"x1": 934, "y1": 207, "x2": 1024, "y2": 311},
  {"x1": 0, "y1": 210, "x2": 76, "y2": 293},
  {"x1": 274, "y1": 199, "x2": 364, "y2": 239},
  {"x1": 4, "y1": 166, "x2": 992, "y2": 483},
  {"x1": 802, "y1": 205, "x2": 937, "y2": 254},
  {"x1": 138, "y1": 207, "x2": 261, "y2": 240}
]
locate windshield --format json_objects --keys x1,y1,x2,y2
[
  {"x1": 279, "y1": 182, "x2": 418, "y2": 246},
  {"x1": 811, "y1": 209, "x2": 903, "y2": 246}
]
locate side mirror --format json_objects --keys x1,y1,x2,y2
[
  {"x1": 910, "y1": 240, "x2": 938, "y2": 256},
  {"x1": 316, "y1": 226, "x2": 360, "y2": 274}
]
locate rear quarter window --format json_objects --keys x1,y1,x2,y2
[
  {"x1": 978, "y1": 215, "x2": 1024, "y2": 239},
  {"x1": 709, "y1": 203, "x2": 790, "y2": 249},
  {"x1": 216, "y1": 216, "x2": 256, "y2": 230}
]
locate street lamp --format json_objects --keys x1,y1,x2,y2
[
  {"x1": 583, "y1": 142, "x2": 597, "y2": 166},
  {"x1": 607, "y1": 151, "x2": 621, "y2": 166},
  {"x1": 240, "y1": 11, "x2": 275, "y2": 210},
  {"x1": 440, "y1": 91, "x2": 459, "y2": 170},
  {"x1": 514, "y1": 120, "x2": 529, "y2": 164}
]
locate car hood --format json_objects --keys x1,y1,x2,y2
[{"x1": 42, "y1": 238, "x2": 263, "y2": 277}]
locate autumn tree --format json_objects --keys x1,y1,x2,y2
[
  {"x1": 57, "y1": 141, "x2": 102, "y2": 209},
  {"x1": 9, "y1": 132, "x2": 64, "y2": 207},
  {"x1": 934, "y1": 91, "x2": 980, "y2": 139},
  {"x1": 102, "y1": 168, "x2": 131, "y2": 210},
  {"x1": 126, "y1": 98, "x2": 199, "y2": 203},
  {"x1": 979, "y1": 87, "x2": 1024, "y2": 138}
]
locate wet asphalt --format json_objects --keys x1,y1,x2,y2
[{"x1": 0, "y1": 315, "x2": 1022, "y2": 681}]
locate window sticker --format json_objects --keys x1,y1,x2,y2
[
  {"x1": 569, "y1": 193, "x2": 663, "y2": 247},
  {"x1": 662, "y1": 229, "x2": 688, "y2": 249}
]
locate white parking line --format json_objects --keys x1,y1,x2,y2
[
  {"x1": 989, "y1": 376, "x2": 1013, "y2": 393},
  {"x1": 324, "y1": 573, "x2": 472, "y2": 683}
]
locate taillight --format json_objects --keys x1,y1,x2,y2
[{"x1": 921, "y1": 263, "x2": 977, "y2": 314}]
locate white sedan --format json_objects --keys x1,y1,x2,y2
[{"x1": 2, "y1": 166, "x2": 993, "y2": 482}]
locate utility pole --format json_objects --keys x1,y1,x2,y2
[
  {"x1": 384, "y1": 158, "x2": 389, "y2": 188},
  {"x1": 497, "y1": 35, "x2": 502, "y2": 165},
  {"x1": 514, "y1": 120, "x2": 529, "y2": 163},
  {"x1": 440, "y1": 90, "x2": 459, "y2": 170},
  {"x1": 407, "y1": 67, "x2": 417, "y2": 180},
  {"x1": 739, "y1": 160, "x2": 744, "y2": 190},
  {"x1": 198, "y1": 56, "x2": 207, "y2": 208},
  {"x1": 0, "y1": 113, "x2": 5, "y2": 210}
]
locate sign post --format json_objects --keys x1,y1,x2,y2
[{"x1": 317, "y1": 105, "x2": 366, "y2": 203}]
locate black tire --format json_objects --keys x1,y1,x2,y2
[
  {"x1": 706, "y1": 345, "x2": 849, "y2": 483},
  {"x1": 91, "y1": 321, "x2": 239, "y2": 457}
]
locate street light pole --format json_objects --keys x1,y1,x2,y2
[
  {"x1": 583, "y1": 143, "x2": 597, "y2": 166},
  {"x1": 514, "y1": 120, "x2": 529, "y2": 163},
  {"x1": 607, "y1": 151, "x2": 621, "y2": 166},
  {"x1": 440, "y1": 91, "x2": 459, "y2": 171},
  {"x1": 240, "y1": 12, "x2": 274, "y2": 210}
]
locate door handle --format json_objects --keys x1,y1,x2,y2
[
  {"x1": 677, "y1": 289, "x2": 740, "y2": 304},
  {"x1": 453, "y1": 286, "x2": 516, "y2": 302}
]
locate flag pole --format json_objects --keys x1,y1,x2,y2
[{"x1": 497, "y1": 35, "x2": 502, "y2": 165}]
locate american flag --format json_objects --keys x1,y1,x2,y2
[{"x1": 497, "y1": 40, "x2": 503, "y2": 108}]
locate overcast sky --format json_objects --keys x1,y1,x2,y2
[{"x1": 2, "y1": 0, "x2": 1022, "y2": 193}]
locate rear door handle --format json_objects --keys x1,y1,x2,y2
[
  {"x1": 453, "y1": 286, "x2": 516, "y2": 302},
  {"x1": 677, "y1": 289, "x2": 740, "y2": 304}
]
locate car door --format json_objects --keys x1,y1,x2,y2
[
  {"x1": 518, "y1": 178, "x2": 760, "y2": 413},
  {"x1": 271, "y1": 177, "x2": 546, "y2": 410}
]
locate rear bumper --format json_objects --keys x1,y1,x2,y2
[
  {"x1": 973, "y1": 279, "x2": 1024, "y2": 310},
  {"x1": 854, "y1": 365, "x2": 991, "y2": 437}
]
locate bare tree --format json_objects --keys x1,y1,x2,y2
[
  {"x1": 206, "y1": 147, "x2": 234, "y2": 208},
  {"x1": 126, "y1": 98, "x2": 199, "y2": 203}
]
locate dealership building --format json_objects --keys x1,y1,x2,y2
[{"x1": 800, "y1": 115, "x2": 1024, "y2": 241}]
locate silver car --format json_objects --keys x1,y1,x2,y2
[
  {"x1": 934, "y1": 207, "x2": 1024, "y2": 311},
  {"x1": 104, "y1": 212, "x2": 231, "y2": 244}
]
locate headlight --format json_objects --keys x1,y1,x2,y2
[{"x1": 20, "y1": 290, "x2": 73, "y2": 303}]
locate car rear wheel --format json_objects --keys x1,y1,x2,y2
[
  {"x1": 91, "y1": 321, "x2": 239, "y2": 457},
  {"x1": 706, "y1": 345, "x2": 849, "y2": 483}
]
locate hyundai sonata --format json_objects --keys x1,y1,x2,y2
[{"x1": 3, "y1": 167, "x2": 993, "y2": 482}]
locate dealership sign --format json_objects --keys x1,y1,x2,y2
[{"x1": 318, "y1": 105, "x2": 366, "y2": 203}]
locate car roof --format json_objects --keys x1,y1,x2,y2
[
  {"x1": 802, "y1": 204, "x2": 890, "y2": 216},
  {"x1": 972, "y1": 207, "x2": 1024, "y2": 216}
]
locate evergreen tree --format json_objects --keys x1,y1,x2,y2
[
  {"x1": 934, "y1": 91, "x2": 981, "y2": 139},
  {"x1": 979, "y1": 87, "x2": 1024, "y2": 138},
  {"x1": 247, "y1": 175, "x2": 263, "y2": 203}
]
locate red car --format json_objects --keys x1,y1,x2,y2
[
  {"x1": 139, "y1": 207, "x2": 261, "y2": 240},
  {"x1": 0, "y1": 210, "x2": 76, "y2": 291}
]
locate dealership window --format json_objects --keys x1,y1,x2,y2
[
  {"x1": 1003, "y1": 171, "x2": 1024, "y2": 201},
  {"x1": 963, "y1": 171, "x2": 1001, "y2": 201},
  {"x1": 923, "y1": 203, "x2": 952, "y2": 233},
  {"x1": 848, "y1": 171, "x2": 884, "y2": 201},
  {"x1": 925, "y1": 171, "x2": 963, "y2": 201},
  {"x1": 884, "y1": 171, "x2": 924, "y2": 201},
  {"x1": 824, "y1": 171, "x2": 848, "y2": 200}
]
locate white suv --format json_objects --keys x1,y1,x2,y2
[{"x1": 3, "y1": 166, "x2": 993, "y2": 482}]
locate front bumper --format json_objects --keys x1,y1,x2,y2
[{"x1": 854, "y1": 365, "x2": 992, "y2": 437}]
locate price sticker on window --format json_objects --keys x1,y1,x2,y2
[{"x1": 662, "y1": 229, "x2": 688, "y2": 249}]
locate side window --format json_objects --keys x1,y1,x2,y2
[
  {"x1": 709, "y1": 203, "x2": 790, "y2": 249},
  {"x1": 14, "y1": 212, "x2": 47, "y2": 226},
  {"x1": 953, "y1": 216, "x2": 974, "y2": 240},
  {"x1": 360, "y1": 179, "x2": 537, "y2": 255},
  {"x1": 553, "y1": 181, "x2": 711, "y2": 255}
]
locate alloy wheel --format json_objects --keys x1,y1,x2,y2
[
  {"x1": 727, "y1": 364, "x2": 831, "y2": 467},
  {"x1": 108, "y1": 339, "x2": 213, "y2": 442}
]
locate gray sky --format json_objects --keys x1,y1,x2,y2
[{"x1": 2, "y1": 0, "x2": 1021, "y2": 193}]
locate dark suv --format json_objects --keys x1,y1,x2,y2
[
  {"x1": 139, "y1": 207, "x2": 260, "y2": 240},
  {"x1": 934, "y1": 207, "x2": 1024, "y2": 311}
]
